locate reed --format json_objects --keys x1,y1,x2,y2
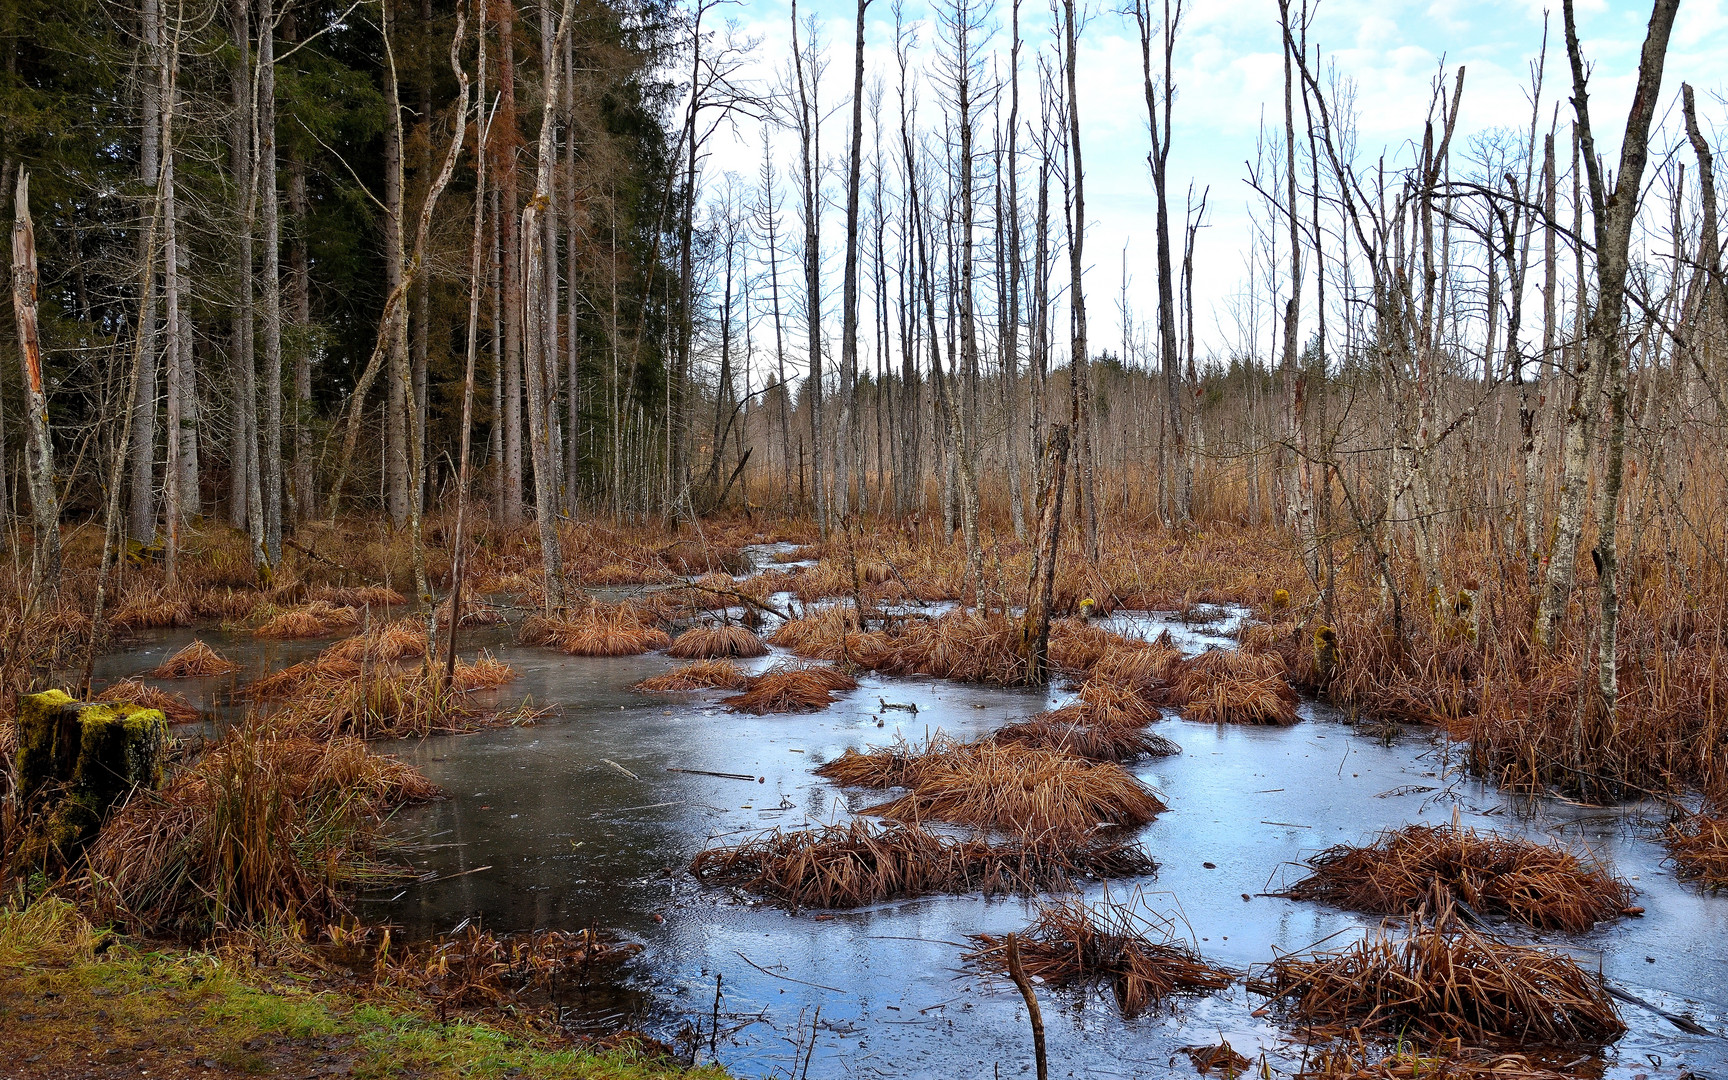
[
  {"x1": 323, "y1": 620, "x2": 430, "y2": 663},
  {"x1": 1172, "y1": 649, "x2": 1299, "y2": 725},
  {"x1": 1249, "y1": 907, "x2": 1625, "y2": 1045},
  {"x1": 666, "y1": 623, "x2": 770, "y2": 659},
  {"x1": 965, "y1": 897, "x2": 1235, "y2": 1017},
  {"x1": 814, "y1": 733, "x2": 971, "y2": 788},
  {"x1": 1280, "y1": 823, "x2": 1635, "y2": 931},
  {"x1": 632, "y1": 659, "x2": 751, "y2": 692},
  {"x1": 148, "y1": 640, "x2": 238, "y2": 678}
]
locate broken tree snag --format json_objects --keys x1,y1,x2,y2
[
  {"x1": 1021, "y1": 423, "x2": 1071, "y2": 686},
  {"x1": 12, "y1": 170, "x2": 60, "y2": 594},
  {"x1": 13, "y1": 689, "x2": 168, "y2": 869}
]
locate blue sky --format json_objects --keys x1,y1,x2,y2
[{"x1": 702, "y1": 0, "x2": 1728, "y2": 362}]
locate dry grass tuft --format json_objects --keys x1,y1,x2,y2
[
  {"x1": 448, "y1": 652, "x2": 518, "y2": 692},
  {"x1": 862, "y1": 742, "x2": 1165, "y2": 838},
  {"x1": 966, "y1": 897, "x2": 1235, "y2": 1017},
  {"x1": 254, "y1": 600, "x2": 360, "y2": 639},
  {"x1": 1664, "y1": 812, "x2": 1728, "y2": 890},
  {"x1": 94, "y1": 679, "x2": 202, "y2": 723},
  {"x1": 305, "y1": 585, "x2": 406, "y2": 609},
  {"x1": 83, "y1": 725, "x2": 438, "y2": 935},
  {"x1": 633, "y1": 659, "x2": 750, "y2": 692},
  {"x1": 1172, "y1": 648, "x2": 1299, "y2": 725},
  {"x1": 1280, "y1": 823, "x2": 1635, "y2": 932},
  {"x1": 872, "y1": 612, "x2": 1029, "y2": 685},
  {"x1": 322, "y1": 620, "x2": 429, "y2": 663},
  {"x1": 1249, "y1": 907, "x2": 1625, "y2": 1045},
  {"x1": 519, "y1": 605, "x2": 672, "y2": 657},
  {"x1": 721, "y1": 662, "x2": 857, "y2": 714},
  {"x1": 148, "y1": 640, "x2": 239, "y2": 679},
  {"x1": 666, "y1": 623, "x2": 770, "y2": 659},
  {"x1": 990, "y1": 713, "x2": 1180, "y2": 762},
  {"x1": 1294, "y1": 1042, "x2": 1602, "y2": 1080},
  {"x1": 814, "y1": 734, "x2": 971, "y2": 789},
  {"x1": 238, "y1": 657, "x2": 363, "y2": 699},
  {"x1": 690, "y1": 820, "x2": 1155, "y2": 908}
]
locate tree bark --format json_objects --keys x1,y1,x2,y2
[{"x1": 12, "y1": 172, "x2": 59, "y2": 594}]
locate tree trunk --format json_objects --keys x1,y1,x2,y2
[
  {"x1": 258, "y1": 0, "x2": 283, "y2": 566},
  {"x1": 12, "y1": 173, "x2": 59, "y2": 594}
]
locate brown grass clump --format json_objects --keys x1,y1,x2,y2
[
  {"x1": 990, "y1": 714, "x2": 1181, "y2": 762},
  {"x1": 862, "y1": 742, "x2": 1165, "y2": 838},
  {"x1": 1172, "y1": 648, "x2": 1299, "y2": 725},
  {"x1": 519, "y1": 605, "x2": 672, "y2": 657},
  {"x1": 322, "y1": 620, "x2": 429, "y2": 663},
  {"x1": 1280, "y1": 823, "x2": 1635, "y2": 932},
  {"x1": 1250, "y1": 908, "x2": 1625, "y2": 1046},
  {"x1": 767, "y1": 605, "x2": 889, "y2": 665},
  {"x1": 94, "y1": 679, "x2": 202, "y2": 723},
  {"x1": 966, "y1": 897, "x2": 1235, "y2": 1017},
  {"x1": 873, "y1": 611, "x2": 1030, "y2": 685},
  {"x1": 1294, "y1": 1042, "x2": 1600, "y2": 1080},
  {"x1": 666, "y1": 623, "x2": 770, "y2": 659},
  {"x1": 267, "y1": 665, "x2": 528, "y2": 741},
  {"x1": 1088, "y1": 638, "x2": 1187, "y2": 700},
  {"x1": 448, "y1": 652, "x2": 518, "y2": 692},
  {"x1": 1048, "y1": 620, "x2": 1126, "y2": 673},
  {"x1": 254, "y1": 600, "x2": 360, "y2": 639},
  {"x1": 814, "y1": 734, "x2": 971, "y2": 789},
  {"x1": 690, "y1": 820, "x2": 1155, "y2": 908},
  {"x1": 369, "y1": 924, "x2": 643, "y2": 1014},
  {"x1": 632, "y1": 659, "x2": 750, "y2": 692},
  {"x1": 721, "y1": 662, "x2": 857, "y2": 714},
  {"x1": 148, "y1": 639, "x2": 239, "y2": 678},
  {"x1": 1664, "y1": 812, "x2": 1728, "y2": 889},
  {"x1": 238, "y1": 657, "x2": 363, "y2": 699},
  {"x1": 83, "y1": 726, "x2": 438, "y2": 935},
  {"x1": 305, "y1": 584, "x2": 406, "y2": 609}
]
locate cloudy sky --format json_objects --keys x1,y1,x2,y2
[{"x1": 696, "y1": 0, "x2": 1728, "y2": 362}]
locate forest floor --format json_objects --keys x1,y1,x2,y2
[{"x1": 0, "y1": 904, "x2": 724, "y2": 1080}]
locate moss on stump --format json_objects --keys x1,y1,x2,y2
[{"x1": 13, "y1": 690, "x2": 168, "y2": 870}]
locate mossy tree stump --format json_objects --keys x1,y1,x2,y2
[{"x1": 13, "y1": 689, "x2": 168, "y2": 870}]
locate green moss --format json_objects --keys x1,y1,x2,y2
[
  {"x1": 12, "y1": 691, "x2": 168, "y2": 870},
  {"x1": 0, "y1": 901, "x2": 726, "y2": 1080}
]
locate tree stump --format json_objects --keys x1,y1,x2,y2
[{"x1": 13, "y1": 689, "x2": 168, "y2": 870}]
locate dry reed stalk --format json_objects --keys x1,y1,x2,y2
[
  {"x1": 1182, "y1": 1043, "x2": 1252, "y2": 1076},
  {"x1": 254, "y1": 600, "x2": 361, "y2": 639},
  {"x1": 862, "y1": 742, "x2": 1165, "y2": 838},
  {"x1": 966, "y1": 897, "x2": 1235, "y2": 1018},
  {"x1": 721, "y1": 662, "x2": 856, "y2": 714},
  {"x1": 632, "y1": 659, "x2": 751, "y2": 692},
  {"x1": 1664, "y1": 812, "x2": 1728, "y2": 889},
  {"x1": 666, "y1": 624, "x2": 770, "y2": 659},
  {"x1": 1280, "y1": 823, "x2": 1635, "y2": 931},
  {"x1": 1249, "y1": 907, "x2": 1625, "y2": 1045},
  {"x1": 94, "y1": 679, "x2": 201, "y2": 723},
  {"x1": 690, "y1": 820, "x2": 1155, "y2": 908},
  {"x1": 148, "y1": 640, "x2": 239, "y2": 678}
]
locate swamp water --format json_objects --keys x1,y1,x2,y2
[{"x1": 94, "y1": 601, "x2": 1728, "y2": 1079}]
